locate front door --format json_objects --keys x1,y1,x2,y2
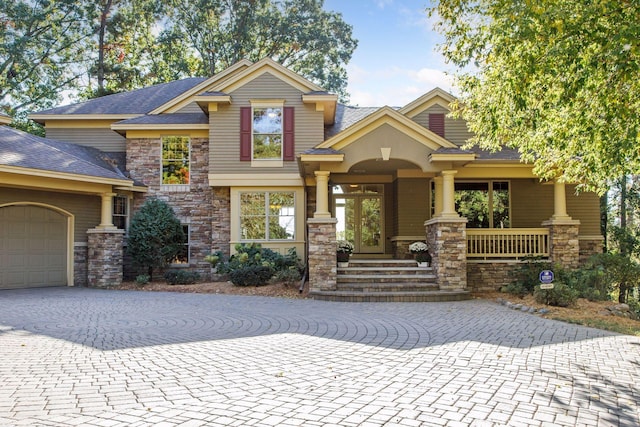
[{"x1": 333, "y1": 185, "x2": 384, "y2": 254}]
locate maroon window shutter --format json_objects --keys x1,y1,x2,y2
[
  {"x1": 240, "y1": 107, "x2": 252, "y2": 161},
  {"x1": 283, "y1": 107, "x2": 295, "y2": 161},
  {"x1": 429, "y1": 113, "x2": 445, "y2": 138}
]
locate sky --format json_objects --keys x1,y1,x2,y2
[{"x1": 323, "y1": 0, "x2": 455, "y2": 107}]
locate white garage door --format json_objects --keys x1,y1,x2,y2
[{"x1": 0, "y1": 205, "x2": 67, "y2": 289}]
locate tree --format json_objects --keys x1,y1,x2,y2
[
  {"x1": 430, "y1": 0, "x2": 640, "y2": 193},
  {"x1": 127, "y1": 198, "x2": 185, "y2": 280},
  {"x1": 0, "y1": 0, "x2": 92, "y2": 113},
  {"x1": 161, "y1": 0, "x2": 357, "y2": 100}
]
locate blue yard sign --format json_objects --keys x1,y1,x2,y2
[{"x1": 539, "y1": 270, "x2": 554, "y2": 284}]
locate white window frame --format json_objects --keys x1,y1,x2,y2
[
  {"x1": 112, "y1": 195, "x2": 129, "y2": 231},
  {"x1": 250, "y1": 100, "x2": 285, "y2": 167},
  {"x1": 170, "y1": 223, "x2": 190, "y2": 266},
  {"x1": 161, "y1": 135, "x2": 191, "y2": 192},
  {"x1": 453, "y1": 180, "x2": 512, "y2": 229},
  {"x1": 238, "y1": 191, "x2": 296, "y2": 241}
]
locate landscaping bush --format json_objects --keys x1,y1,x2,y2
[
  {"x1": 503, "y1": 256, "x2": 553, "y2": 296},
  {"x1": 271, "y1": 267, "x2": 302, "y2": 287},
  {"x1": 211, "y1": 244, "x2": 304, "y2": 286},
  {"x1": 164, "y1": 269, "x2": 200, "y2": 285},
  {"x1": 229, "y1": 265, "x2": 274, "y2": 286},
  {"x1": 534, "y1": 282, "x2": 579, "y2": 307},
  {"x1": 135, "y1": 274, "x2": 150, "y2": 285}
]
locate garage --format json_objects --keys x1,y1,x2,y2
[{"x1": 0, "y1": 205, "x2": 67, "y2": 289}]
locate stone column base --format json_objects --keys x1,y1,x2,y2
[
  {"x1": 542, "y1": 219, "x2": 580, "y2": 269},
  {"x1": 426, "y1": 217, "x2": 468, "y2": 291},
  {"x1": 87, "y1": 228, "x2": 124, "y2": 288},
  {"x1": 307, "y1": 218, "x2": 337, "y2": 292}
]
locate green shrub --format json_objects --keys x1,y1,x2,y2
[
  {"x1": 561, "y1": 268, "x2": 611, "y2": 302},
  {"x1": 229, "y1": 265, "x2": 274, "y2": 286},
  {"x1": 501, "y1": 281, "x2": 530, "y2": 298},
  {"x1": 510, "y1": 256, "x2": 553, "y2": 295},
  {"x1": 534, "y1": 282, "x2": 579, "y2": 307},
  {"x1": 135, "y1": 274, "x2": 150, "y2": 285},
  {"x1": 271, "y1": 267, "x2": 302, "y2": 287},
  {"x1": 164, "y1": 269, "x2": 200, "y2": 285}
]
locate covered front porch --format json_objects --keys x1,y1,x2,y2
[{"x1": 298, "y1": 105, "x2": 602, "y2": 300}]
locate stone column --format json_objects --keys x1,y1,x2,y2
[
  {"x1": 426, "y1": 217, "x2": 468, "y2": 291},
  {"x1": 314, "y1": 171, "x2": 331, "y2": 218},
  {"x1": 543, "y1": 219, "x2": 580, "y2": 269},
  {"x1": 87, "y1": 228, "x2": 124, "y2": 288},
  {"x1": 543, "y1": 180, "x2": 581, "y2": 269},
  {"x1": 307, "y1": 218, "x2": 337, "y2": 292}
]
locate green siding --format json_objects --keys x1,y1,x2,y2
[
  {"x1": 412, "y1": 105, "x2": 473, "y2": 146},
  {"x1": 209, "y1": 73, "x2": 325, "y2": 174},
  {"x1": 510, "y1": 180, "x2": 601, "y2": 235},
  {"x1": 46, "y1": 128, "x2": 126, "y2": 152},
  {"x1": 395, "y1": 178, "x2": 430, "y2": 236},
  {"x1": 0, "y1": 188, "x2": 101, "y2": 242}
]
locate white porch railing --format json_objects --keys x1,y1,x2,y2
[{"x1": 466, "y1": 228, "x2": 549, "y2": 259}]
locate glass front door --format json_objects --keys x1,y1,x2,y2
[{"x1": 333, "y1": 185, "x2": 384, "y2": 254}]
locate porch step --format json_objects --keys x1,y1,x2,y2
[
  {"x1": 309, "y1": 258, "x2": 470, "y2": 303},
  {"x1": 309, "y1": 290, "x2": 471, "y2": 303}
]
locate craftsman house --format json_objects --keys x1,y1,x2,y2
[{"x1": 0, "y1": 59, "x2": 603, "y2": 300}]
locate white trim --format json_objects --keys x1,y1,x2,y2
[
  {"x1": 160, "y1": 135, "x2": 191, "y2": 189},
  {"x1": 0, "y1": 202, "x2": 75, "y2": 287},
  {"x1": 209, "y1": 173, "x2": 303, "y2": 187}
]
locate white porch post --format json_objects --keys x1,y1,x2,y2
[
  {"x1": 98, "y1": 192, "x2": 116, "y2": 229},
  {"x1": 433, "y1": 176, "x2": 443, "y2": 218},
  {"x1": 314, "y1": 171, "x2": 331, "y2": 218},
  {"x1": 441, "y1": 170, "x2": 459, "y2": 218}
]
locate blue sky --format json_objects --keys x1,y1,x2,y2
[{"x1": 323, "y1": 0, "x2": 454, "y2": 107}]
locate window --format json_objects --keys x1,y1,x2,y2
[
  {"x1": 455, "y1": 181, "x2": 510, "y2": 228},
  {"x1": 253, "y1": 107, "x2": 282, "y2": 160},
  {"x1": 240, "y1": 105, "x2": 294, "y2": 162},
  {"x1": 171, "y1": 224, "x2": 190, "y2": 265},
  {"x1": 162, "y1": 136, "x2": 190, "y2": 185},
  {"x1": 240, "y1": 191, "x2": 295, "y2": 240},
  {"x1": 112, "y1": 195, "x2": 128, "y2": 230}
]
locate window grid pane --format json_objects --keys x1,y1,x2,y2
[
  {"x1": 253, "y1": 108, "x2": 282, "y2": 160},
  {"x1": 162, "y1": 136, "x2": 190, "y2": 185},
  {"x1": 240, "y1": 191, "x2": 295, "y2": 241}
]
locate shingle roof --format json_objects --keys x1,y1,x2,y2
[
  {"x1": 116, "y1": 113, "x2": 208, "y2": 125},
  {"x1": 325, "y1": 104, "x2": 380, "y2": 138},
  {"x1": 34, "y1": 78, "x2": 207, "y2": 116},
  {"x1": 0, "y1": 126, "x2": 131, "y2": 181}
]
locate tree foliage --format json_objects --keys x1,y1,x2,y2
[
  {"x1": 430, "y1": 0, "x2": 640, "y2": 193},
  {"x1": 126, "y1": 198, "x2": 185, "y2": 280},
  {"x1": 2, "y1": 0, "x2": 356, "y2": 119},
  {"x1": 160, "y1": 0, "x2": 357, "y2": 99},
  {"x1": 0, "y1": 0, "x2": 92, "y2": 113}
]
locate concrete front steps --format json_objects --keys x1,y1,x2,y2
[{"x1": 310, "y1": 259, "x2": 471, "y2": 302}]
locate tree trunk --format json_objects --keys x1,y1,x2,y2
[{"x1": 97, "y1": 0, "x2": 114, "y2": 94}]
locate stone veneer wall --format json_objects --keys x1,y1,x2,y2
[
  {"x1": 426, "y1": 218, "x2": 468, "y2": 291},
  {"x1": 390, "y1": 237, "x2": 426, "y2": 260},
  {"x1": 74, "y1": 244, "x2": 88, "y2": 286},
  {"x1": 307, "y1": 218, "x2": 337, "y2": 292},
  {"x1": 467, "y1": 261, "x2": 520, "y2": 292},
  {"x1": 543, "y1": 220, "x2": 580, "y2": 270},
  {"x1": 127, "y1": 138, "x2": 216, "y2": 280},
  {"x1": 87, "y1": 229, "x2": 124, "y2": 288}
]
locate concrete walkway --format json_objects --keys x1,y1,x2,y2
[{"x1": 0, "y1": 287, "x2": 638, "y2": 426}]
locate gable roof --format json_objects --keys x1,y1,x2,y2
[
  {"x1": 0, "y1": 126, "x2": 132, "y2": 183},
  {"x1": 30, "y1": 78, "x2": 207, "y2": 121},
  {"x1": 399, "y1": 88, "x2": 456, "y2": 118},
  {"x1": 318, "y1": 106, "x2": 458, "y2": 151}
]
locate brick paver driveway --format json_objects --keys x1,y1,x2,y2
[{"x1": 0, "y1": 288, "x2": 638, "y2": 426}]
